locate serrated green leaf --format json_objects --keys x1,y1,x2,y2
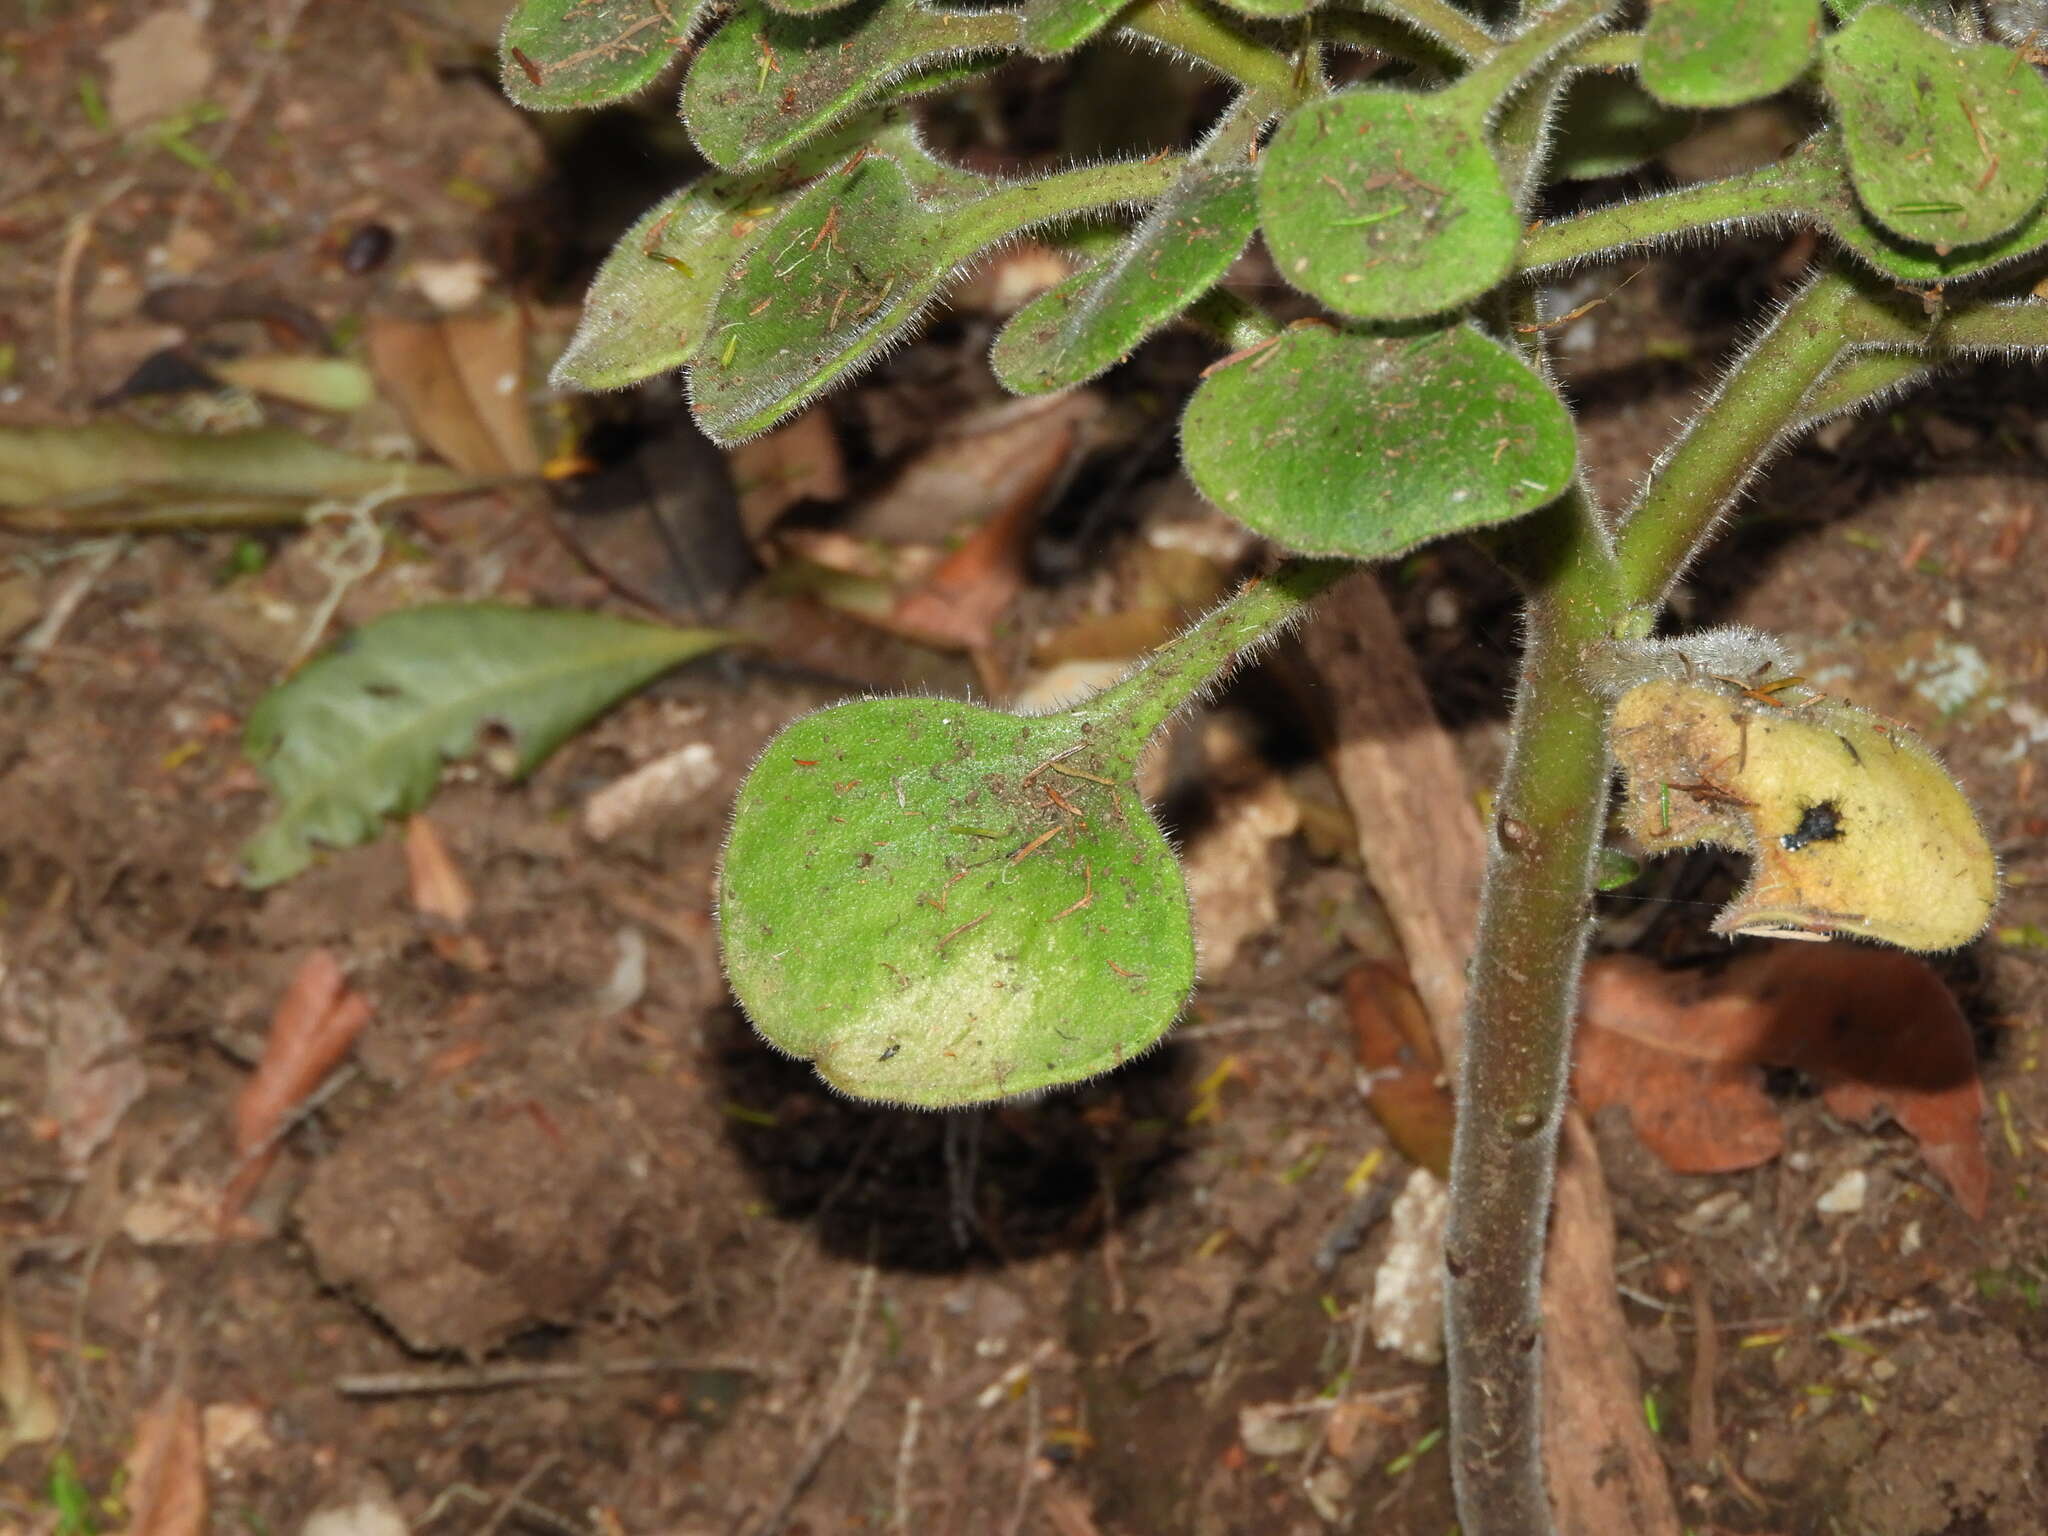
[
  {"x1": 1640, "y1": 0, "x2": 1819, "y2": 110},
  {"x1": 990, "y1": 103, "x2": 1260, "y2": 394},
  {"x1": 687, "y1": 151, "x2": 1181, "y2": 441},
  {"x1": 681, "y1": 0, "x2": 1022, "y2": 172},
  {"x1": 553, "y1": 114, "x2": 969, "y2": 392},
  {"x1": 1260, "y1": 89, "x2": 1519, "y2": 321},
  {"x1": 500, "y1": 0, "x2": 712, "y2": 111},
  {"x1": 1823, "y1": 3, "x2": 2048, "y2": 249},
  {"x1": 1023, "y1": 0, "x2": 1133, "y2": 55},
  {"x1": 1181, "y1": 324, "x2": 1577, "y2": 558},
  {"x1": 241, "y1": 605, "x2": 734, "y2": 886},
  {"x1": 1549, "y1": 71, "x2": 1692, "y2": 180}
]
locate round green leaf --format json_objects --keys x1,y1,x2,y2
[
  {"x1": 1548, "y1": 72, "x2": 1693, "y2": 180},
  {"x1": 1640, "y1": 0, "x2": 1820, "y2": 110},
  {"x1": 1181, "y1": 324, "x2": 1577, "y2": 558},
  {"x1": 500, "y1": 0, "x2": 714, "y2": 111},
  {"x1": 1823, "y1": 2, "x2": 2048, "y2": 249},
  {"x1": 720, "y1": 699, "x2": 1195, "y2": 1107},
  {"x1": 1802, "y1": 134, "x2": 2048, "y2": 282},
  {"x1": 991, "y1": 106, "x2": 1260, "y2": 394},
  {"x1": 681, "y1": 0, "x2": 1021, "y2": 172},
  {"x1": 1260, "y1": 91, "x2": 1519, "y2": 321}
]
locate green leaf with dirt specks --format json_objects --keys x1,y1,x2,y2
[
  {"x1": 1023, "y1": 0, "x2": 1132, "y2": 54},
  {"x1": 1260, "y1": 89, "x2": 1519, "y2": 321},
  {"x1": 681, "y1": 0, "x2": 1021, "y2": 171},
  {"x1": 241, "y1": 605, "x2": 734, "y2": 887},
  {"x1": 1181, "y1": 324, "x2": 1576, "y2": 558},
  {"x1": 1640, "y1": 0, "x2": 1819, "y2": 110},
  {"x1": 718, "y1": 562, "x2": 1345, "y2": 1106},
  {"x1": 500, "y1": 0, "x2": 716, "y2": 110},
  {"x1": 686, "y1": 150, "x2": 1182, "y2": 441},
  {"x1": 552, "y1": 114, "x2": 970, "y2": 392},
  {"x1": 990, "y1": 103, "x2": 1260, "y2": 394},
  {"x1": 1800, "y1": 134, "x2": 2048, "y2": 283},
  {"x1": 1822, "y1": 4, "x2": 2048, "y2": 249}
]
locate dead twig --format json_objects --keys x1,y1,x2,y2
[
  {"x1": 477, "y1": 1453, "x2": 559, "y2": 1536},
  {"x1": 1000, "y1": 1377, "x2": 1043, "y2": 1536},
  {"x1": 891, "y1": 1396, "x2": 924, "y2": 1536},
  {"x1": 334, "y1": 1354, "x2": 778, "y2": 1397},
  {"x1": 1688, "y1": 1273, "x2": 1719, "y2": 1467}
]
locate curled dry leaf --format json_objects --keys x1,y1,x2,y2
[
  {"x1": 0, "y1": 1289, "x2": 61, "y2": 1458},
  {"x1": 365, "y1": 310, "x2": 540, "y2": 477},
  {"x1": 1576, "y1": 945, "x2": 1988, "y2": 1218},
  {"x1": 222, "y1": 951, "x2": 372, "y2": 1221},
  {"x1": 403, "y1": 815, "x2": 474, "y2": 928},
  {"x1": 1344, "y1": 961, "x2": 1454, "y2": 1178},
  {"x1": 119, "y1": 1386, "x2": 206, "y2": 1536}
]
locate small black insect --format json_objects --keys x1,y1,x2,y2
[
  {"x1": 341, "y1": 223, "x2": 395, "y2": 276},
  {"x1": 1782, "y1": 799, "x2": 1845, "y2": 852},
  {"x1": 877, "y1": 1042, "x2": 901, "y2": 1063}
]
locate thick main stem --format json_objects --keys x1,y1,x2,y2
[{"x1": 1446, "y1": 488, "x2": 1621, "y2": 1536}]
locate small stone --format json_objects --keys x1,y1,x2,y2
[
  {"x1": 1899, "y1": 1219, "x2": 1924, "y2": 1257},
  {"x1": 1369, "y1": 1168, "x2": 1448, "y2": 1365},
  {"x1": 1817, "y1": 1168, "x2": 1868, "y2": 1216}
]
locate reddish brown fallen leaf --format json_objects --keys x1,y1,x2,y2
[
  {"x1": 1344, "y1": 962, "x2": 1453, "y2": 1178},
  {"x1": 1573, "y1": 1021, "x2": 1785, "y2": 1175},
  {"x1": 118, "y1": 1386, "x2": 206, "y2": 1536},
  {"x1": 1577, "y1": 947, "x2": 1987, "y2": 1217},
  {"x1": 728, "y1": 407, "x2": 847, "y2": 539},
  {"x1": 887, "y1": 461, "x2": 1058, "y2": 652},
  {"x1": 404, "y1": 815, "x2": 473, "y2": 927},
  {"x1": 221, "y1": 951, "x2": 371, "y2": 1221}
]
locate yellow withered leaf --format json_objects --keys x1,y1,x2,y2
[{"x1": 1611, "y1": 674, "x2": 1996, "y2": 952}]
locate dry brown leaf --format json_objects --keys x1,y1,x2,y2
[
  {"x1": 853, "y1": 393, "x2": 1096, "y2": 544},
  {"x1": 728, "y1": 408, "x2": 847, "y2": 539},
  {"x1": 404, "y1": 815, "x2": 474, "y2": 928},
  {"x1": 119, "y1": 1386, "x2": 206, "y2": 1536},
  {"x1": 1573, "y1": 1020, "x2": 1785, "y2": 1175},
  {"x1": 365, "y1": 310, "x2": 538, "y2": 476},
  {"x1": 1577, "y1": 947, "x2": 1987, "y2": 1217},
  {"x1": 41, "y1": 970, "x2": 146, "y2": 1173},
  {"x1": 887, "y1": 462, "x2": 1054, "y2": 653},
  {"x1": 1344, "y1": 962, "x2": 1454, "y2": 1178},
  {"x1": 222, "y1": 952, "x2": 372, "y2": 1221},
  {"x1": 1181, "y1": 774, "x2": 1300, "y2": 973},
  {"x1": 0, "y1": 1290, "x2": 60, "y2": 1459}
]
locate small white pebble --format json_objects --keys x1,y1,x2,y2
[
  {"x1": 1817, "y1": 1168, "x2": 1868, "y2": 1216},
  {"x1": 1899, "y1": 1219, "x2": 1923, "y2": 1257}
]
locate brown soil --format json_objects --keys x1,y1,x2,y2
[{"x1": 3, "y1": 6, "x2": 2047, "y2": 1536}]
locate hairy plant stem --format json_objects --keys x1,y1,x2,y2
[
  {"x1": 1615, "y1": 270, "x2": 1865, "y2": 606},
  {"x1": 1439, "y1": 263, "x2": 2042, "y2": 1534},
  {"x1": 1080, "y1": 557, "x2": 1352, "y2": 753},
  {"x1": 1119, "y1": 0, "x2": 1309, "y2": 103},
  {"x1": 1355, "y1": 0, "x2": 1499, "y2": 62},
  {"x1": 1447, "y1": 485, "x2": 1621, "y2": 1536},
  {"x1": 1517, "y1": 151, "x2": 1824, "y2": 274}
]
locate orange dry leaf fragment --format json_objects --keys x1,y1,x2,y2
[
  {"x1": 1575, "y1": 946, "x2": 1987, "y2": 1218},
  {"x1": 1344, "y1": 962, "x2": 1453, "y2": 1178},
  {"x1": 118, "y1": 1386, "x2": 206, "y2": 1536},
  {"x1": 404, "y1": 814, "x2": 474, "y2": 928},
  {"x1": 221, "y1": 951, "x2": 371, "y2": 1221}
]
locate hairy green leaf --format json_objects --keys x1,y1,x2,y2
[
  {"x1": 688, "y1": 151, "x2": 1181, "y2": 441},
  {"x1": 552, "y1": 114, "x2": 973, "y2": 392},
  {"x1": 242, "y1": 605, "x2": 733, "y2": 886},
  {"x1": 718, "y1": 561, "x2": 1345, "y2": 1106},
  {"x1": 1549, "y1": 71, "x2": 1692, "y2": 180},
  {"x1": 990, "y1": 103, "x2": 1260, "y2": 394},
  {"x1": 1803, "y1": 134, "x2": 2048, "y2": 282},
  {"x1": 1823, "y1": 3, "x2": 2048, "y2": 249},
  {"x1": 1023, "y1": 0, "x2": 1133, "y2": 55},
  {"x1": 720, "y1": 698, "x2": 1194, "y2": 1106},
  {"x1": 1181, "y1": 324, "x2": 1576, "y2": 558},
  {"x1": 1640, "y1": 0, "x2": 1819, "y2": 109},
  {"x1": 1210, "y1": 0, "x2": 1319, "y2": 19},
  {"x1": 500, "y1": 0, "x2": 712, "y2": 110},
  {"x1": 1260, "y1": 89, "x2": 1519, "y2": 321},
  {"x1": 681, "y1": 0, "x2": 1022, "y2": 171}
]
